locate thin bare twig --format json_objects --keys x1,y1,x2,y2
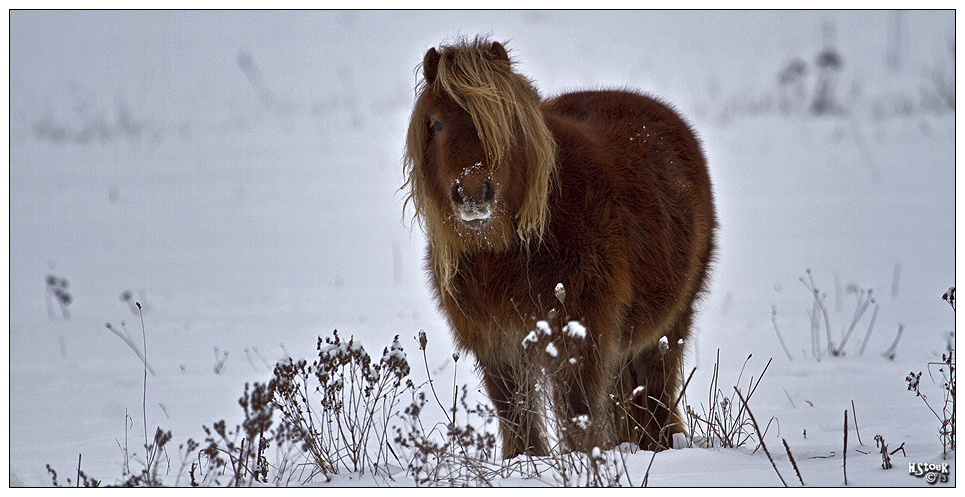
[
  {"x1": 840, "y1": 290, "x2": 872, "y2": 351},
  {"x1": 641, "y1": 450, "x2": 657, "y2": 487},
  {"x1": 105, "y1": 322, "x2": 157, "y2": 376},
  {"x1": 138, "y1": 302, "x2": 149, "y2": 470},
  {"x1": 771, "y1": 306, "x2": 794, "y2": 361},
  {"x1": 733, "y1": 387, "x2": 786, "y2": 487},
  {"x1": 881, "y1": 324, "x2": 904, "y2": 361},
  {"x1": 670, "y1": 367, "x2": 697, "y2": 420},
  {"x1": 851, "y1": 400, "x2": 863, "y2": 445},
  {"x1": 802, "y1": 270, "x2": 835, "y2": 356},
  {"x1": 843, "y1": 410, "x2": 848, "y2": 486},
  {"x1": 782, "y1": 438, "x2": 804, "y2": 486},
  {"x1": 857, "y1": 302, "x2": 879, "y2": 356},
  {"x1": 890, "y1": 441, "x2": 906, "y2": 457}
]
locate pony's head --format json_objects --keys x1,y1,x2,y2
[{"x1": 403, "y1": 38, "x2": 557, "y2": 293}]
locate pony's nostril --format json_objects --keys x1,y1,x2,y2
[
  {"x1": 482, "y1": 179, "x2": 495, "y2": 202},
  {"x1": 451, "y1": 181, "x2": 465, "y2": 205},
  {"x1": 452, "y1": 179, "x2": 494, "y2": 207}
]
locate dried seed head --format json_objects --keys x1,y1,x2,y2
[
  {"x1": 554, "y1": 282, "x2": 565, "y2": 304},
  {"x1": 658, "y1": 336, "x2": 670, "y2": 355}
]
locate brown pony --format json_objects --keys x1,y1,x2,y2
[{"x1": 403, "y1": 37, "x2": 716, "y2": 459}]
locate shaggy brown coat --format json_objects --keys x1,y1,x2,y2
[{"x1": 403, "y1": 37, "x2": 716, "y2": 459}]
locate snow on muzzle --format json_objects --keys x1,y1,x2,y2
[{"x1": 450, "y1": 178, "x2": 495, "y2": 228}]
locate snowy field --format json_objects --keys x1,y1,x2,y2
[{"x1": 7, "y1": 10, "x2": 957, "y2": 487}]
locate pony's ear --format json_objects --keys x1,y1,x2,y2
[
  {"x1": 423, "y1": 47, "x2": 441, "y2": 83},
  {"x1": 489, "y1": 41, "x2": 509, "y2": 62}
]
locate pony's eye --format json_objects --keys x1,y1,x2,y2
[{"x1": 432, "y1": 120, "x2": 444, "y2": 133}]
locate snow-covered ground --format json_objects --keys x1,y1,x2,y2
[{"x1": 7, "y1": 10, "x2": 957, "y2": 486}]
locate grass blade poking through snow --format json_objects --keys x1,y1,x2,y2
[
  {"x1": 843, "y1": 410, "x2": 848, "y2": 486},
  {"x1": 850, "y1": 400, "x2": 863, "y2": 445},
  {"x1": 139, "y1": 302, "x2": 148, "y2": 474},
  {"x1": 733, "y1": 386, "x2": 786, "y2": 487},
  {"x1": 782, "y1": 438, "x2": 804, "y2": 486}
]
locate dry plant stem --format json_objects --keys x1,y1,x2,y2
[
  {"x1": 771, "y1": 306, "x2": 793, "y2": 361},
  {"x1": 106, "y1": 323, "x2": 157, "y2": 376},
  {"x1": 875, "y1": 434, "x2": 892, "y2": 469},
  {"x1": 818, "y1": 296, "x2": 833, "y2": 355},
  {"x1": 733, "y1": 386, "x2": 786, "y2": 487},
  {"x1": 122, "y1": 408, "x2": 131, "y2": 477},
  {"x1": 708, "y1": 351, "x2": 720, "y2": 439},
  {"x1": 842, "y1": 410, "x2": 848, "y2": 486},
  {"x1": 688, "y1": 353, "x2": 770, "y2": 450},
  {"x1": 839, "y1": 292, "x2": 873, "y2": 351},
  {"x1": 858, "y1": 303, "x2": 879, "y2": 356},
  {"x1": 671, "y1": 367, "x2": 697, "y2": 421},
  {"x1": 617, "y1": 446, "x2": 633, "y2": 486},
  {"x1": 641, "y1": 450, "x2": 657, "y2": 487},
  {"x1": 729, "y1": 357, "x2": 772, "y2": 447},
  {"x1": 783, "y1": 389, "x2": 796, "y2": 408},
  {"x1": 808, "y1": 296, "x2": 820, "y2": 359},
  {"x1": 782, "y1": 438, "x2": 804, "y2": 486},
  {"x1": 890, "y1": 441, "x2": 905, "y2": 457},
  {"x1": 654, "y1": 365, "x2": 695, "y2": 450},
  {"x1": 138, "y1": 302, "x2": 149, "y2": 467},
  {"x1": 850, "y1": 400, "x2": 863, "y2": 445},
  {"x1": 451, "y1": 356, "x2": 460, "y2": 422},
  {"x1": 802, "y1": 270, "x2": 834, "y2": 357},
  {"x1": 882, "y1": 324, "x2": 904, "y2": 360},
  {"x1": 422, "y1": 346, "x2": 453, "y2": 425},
  {"x1": 745, "y1": 357, "x2": 772, "y2": 399}
]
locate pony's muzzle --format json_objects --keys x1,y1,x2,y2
[{"x1": 451, "y1": 179, "x2": 495, "y2": 228}]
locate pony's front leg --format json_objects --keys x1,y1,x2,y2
[
  {"x1": 479, "y1": 353, "x2": 549, "y2": 459},
  {"x1": 550, "y1": 328, "x2": 616, "y2": 454}
]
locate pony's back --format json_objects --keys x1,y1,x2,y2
[{"x1": 542, "y1": 90, "x2": 714, "y2": 316}]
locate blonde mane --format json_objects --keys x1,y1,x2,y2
[{"x1": 402, "y1": 38, "x2": 558, "y2": 296}]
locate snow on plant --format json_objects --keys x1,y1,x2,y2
[
  {"x1": 522, "y1": 320, "x2": 553, "y2": 348},
  {"x1": 563, "y1": 321, "x2": 586, "y2": 339},
  {"x1": 269, "y1": 328, "x2": 644, "y2": 487},
  {"x1": 523, "y1": 318, "x2": 587, "y2": 360},
  {"x1": 657, "y1": 336, "x2": 670, "y2": 355},
  {"x1": 541, "y1": 439, "x2": 638, "y2": 487},
  {"x1": 268, "y1": 328, "x2": 508, "y2": 486}
]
